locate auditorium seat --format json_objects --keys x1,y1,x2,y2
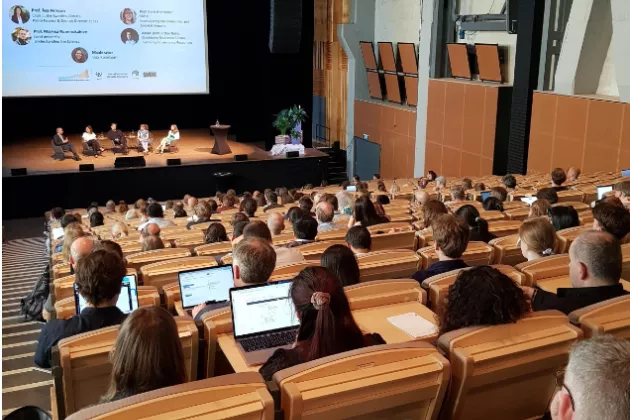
[
  {"x1": 503, "y1": 207, "x2": 530, "y2": 221},
  {"x1": 315, "y1": 228, "x2": 349, "y2": 241},
  {"x1": 415, "y1": 228, "x2": 434, "y2": 249},
  {"x1": 125, "y1": 248, "x2": 192, "y2": 272},
  {"x1": 194, "y1": 241, "x2": 233, "y2": 257},
  {"x1": 52, "y1": 262, "x2": 72, "y2": 280},
  {"x1": 52, "y1": 317, "x2": 199, "y2": 418},
  {"x1": 65, "y1": 373, "x2": 274, "y2": 420},
  {"x1": 371, "y1": 226, "x2": 416, "y2": 251},
  {"x1": 200, "y1": 307, "x2": 234, "y2": 378},
  {"x1": 296, "y1": 239, "x2": 346, "y2": 261},
  {"x1": 358, "y1": 250, "x2": 420, "y2": 282},
  {"x1": 416, "y1": 242, "x2": 494, "y2": 270},
  {"x1": 436, "y1": 311, "x2": 582, "y2": 420},
  {"x1": 489, "y1": 234, "x2": 527, "y2": 266},
  {"x1": 446, "y1": 201, "x2": 483, "y2": 212},
  {"x1": 557, "y1": 189, "x2": 586, "y2": 203},
  {"x1": 556, "y1": 226, "x2": 587, "y2": 254},
  {"x1": 272, "y1": 342, "x2": 450, "y2": 420},
  {"x1": 478, "y1": 210, "x2": 505, "y2": 221},
  {"x1": 140, "y1": 256, "x2": 218, "y2": 291},
  {"x1": 269, "y1": 261, "x2": 317, "y2": 282},
  {"x1": 501, "y1": 201, "x2": 527, "y2": 210},
  {"x1": 54, "y1": 286, "x2": 161, "y2": 320},
  {"x1": 507, "y1": 190, "x2": 537, "y2": 202},
  {"x1": 515, "y1": 254, "x2": 569, "y2": 288},
  {"x1": 422, "y1": 265, "x2": 526, "y2": 313},
  {"x1": 568, "y1": 295, "x2": 630, "y2": 339},
  {"x1": 622, "y1": 244, "x2": 630, "y2": 281},
  {"x1": 345, "y1": 279, "x2": 427, "y2": 308},
  {"x1": 273, "y1": 232, "x2": 299, "y2": 246},
  {"x1": 487, "y1": 220, "x2": 522, "y2": 237},
  {"x1": 553, "y1": 201, "x2": 591, "y2": 214},
  {"x1": 173, "y1": 235, "x2": 207, "y2": 251}
]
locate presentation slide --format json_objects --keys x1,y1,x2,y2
[{"x1": 2, "y1": 0, "x2": 208, "y2": 97}]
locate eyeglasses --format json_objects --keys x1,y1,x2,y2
[{"x1": 556, "y1": 369, "x2": 575, "y2": 409}]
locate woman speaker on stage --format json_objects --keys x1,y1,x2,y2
[
  {"x1": 137, "y1": 124, "x2": 152, "y2": 154},
  {"x1": 157, "y1": 124, "x2": 179, "y2": 154},
  {"x1": 82, "y1": 125, "x2": 104, "y2": 157}
]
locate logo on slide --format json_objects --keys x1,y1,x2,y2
[
  {"x1": 58, "y1": 69, "x2": 89, "y2": 81},
  {"x1": 132, "y1": 70, "x2": 139, "y2": 79},
  {"x1": 95, "y1": 72, "x2": 103, "y2": 80}
]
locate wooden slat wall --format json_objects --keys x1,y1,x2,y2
[{"x1": 314, "y1": 0, "x2": 350, "y2": 148}]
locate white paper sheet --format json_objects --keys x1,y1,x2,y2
[{"x1": 387, "y1": 312, "x2": 438, "y2": 339}]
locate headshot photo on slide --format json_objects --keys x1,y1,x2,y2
[
  {"x1": 120, "y1": 8, "x2": 136, "y2": 25},
  {"x1": 72, "y1": 48, "x2": 88, "y2": 63},
  {"x1": 121, "y1": 28, "x2": 139, "y2": 45},
  {"x1": 12, "y1": 27, "x2": 30, "y2": 45},
  {"x1": 9, "y1": 5, "x2": 29, "y2": 24}
]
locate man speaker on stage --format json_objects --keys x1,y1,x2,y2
[
  {"x1": 52, "y1": 128, "x2": 81, "y2": 161},
  {"x1": 107, "y1": 123, "x2": 128, "y2": 154}
]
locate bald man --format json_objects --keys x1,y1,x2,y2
[
  {"x1": 523, "y1": 230, "x2": 628, "y2": 314},
  {"x1": 415, "y1": 190, "x2": 430, "y2": 206},
  {"x1": 142, "y1": 234, "x2": 164, "y2": 251},
  {"x1": 140, "y1": 223, "x2": 160, "y2": 242},
  {"x1": 267, "y1": 212, "x2": 285, "y2": 236},
  {"x1": 316, "y1": 201, "x2": 336, "y2": 232}
]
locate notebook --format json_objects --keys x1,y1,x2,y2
[{"x1": 387, "y1": 312, "x2": 438, "y2": 339}]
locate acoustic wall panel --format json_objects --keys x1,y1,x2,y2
[
  {"x1": 404, "y1": 76, "x2": 418, "y2": 106},
  {"x1": 384, "y1": 74, "x2": 402, "y2": 104},
  {"x1": 377, "y1": 42, "x2": 397, "y2": 72},
  {"x1": 360, "y1": 41, "x2": 378, "y2": 70},
  {"x1": 476, "y1": 44, "x2": 503, "y2": 83},
  {"x1": 398, "y1": 43, "x2": 418, "y2": 75},
  {"x1": 446, "y1": 43, "x2": 472, "y2": 79},
  {"x1": 367, "y1": 72, "x2": 383, "y2": 99}
]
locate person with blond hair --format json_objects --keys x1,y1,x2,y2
[
  {"x1": 110, "y1": 222, "x2": 128, "y2": 240},
  {"x1": 157, "y1": 124, "x2": 179, "y2": 154},
  {"x1": 528, "y1": 199, "x2": 551, "y2": 218},
  {"x1": 518, "y1": 217, "x2": 556, "y2": 262}
]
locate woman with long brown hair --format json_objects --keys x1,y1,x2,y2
[
  {"x1": 259, "y1": 267, "x2": 384, "y2": 381},
  {"x1": 101, "y1": 307, "x2": 186, "y2": 402}
]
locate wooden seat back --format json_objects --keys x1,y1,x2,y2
[
  {"x1": 622, "y1": 243, "x2": 630, "y2": 281},
  {"x1": 557, "y1": 189, "x2": 586, "y2": 203},
  {"x1": 54, "y1": 317, "x2": 198, "y2": 418},
  {"x1": 273, "y1": 232, "x2": 298, "y2": 246},
  {"x1": 345, "y1": 279, "x2": 426, "y2": 309},
  {"x1": 415, "y1": 227, "x2": 434, "y2": 249},
  {"x1": 416, "y1": 242, "x2": 494, "y2": 270},
  {"x1": 65, "y1": 373, "x2": 273, "y2": 420},
  {"x1": 273, "y1": 341, "x2": 450, "y2": 420},
  {"x1": 297, "y1": 239, "x2": 346, "y2": 261},
  {"x1": 140, "y1": 256, "x2": 217, "y2": 291},
  {"x1": 125, "y1": 248, "x2": 191, "y2": 272},
  {"x1": 315, "y1": 228, "x2": 349, "y2": 241},
  {"x1": 269, "y1": 261, "x2": 317, "y2": 282},
  {"x1": 555, "y1": 226, "x2": 586, "y2": 254},
  {"x1": 194, "y1": 241, "x2": 232, "y2": 256},
  {"x1": 437, "y1": 311, "x2": 582, "y2": 420},
  {"x1": 489, "y1": 234, "x2": 527, "y2": 266},
  {"x1": 515, "y1": 254, "x2": 570, "y2": 287},
  {"x1": 568, "y1": 295, "x2": 630, "y2": 339},
  {"x1": 504, "y1": 207, "x2": 530, "y2": 221},
  {"x1": 52, "y1": 262, "x2": 72, "y2": 280},
  {"x1": 488, "y1": 220, "x2": 522, "y2": 237},
  {"x1": 173, "y1": 235, "x2": 207, "y2": 251},
  {"x1": 478, "y1": 210, "x2": 505, "y2": 221},
  {"x1": 367, "y1": 222, "x2": 411, "y2": 233},
  {"x1": 357, "y1": 250, "x2": 420, "y2": 282},
  {"x1": 201, "y1": 307, "x2": 234, "y2": 378}
]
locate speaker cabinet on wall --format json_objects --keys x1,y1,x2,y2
[
  {"x1": 11, "y1": 168, "x2": 27, "y2": 176},
  {"x1": 79, "y1": 164, "x2": 94, "y2": 172},
  {"x1": 269, "y1": 0, "x2": 302, "y2": 54},
  {"x1": 114, "y1": 156, "x2": 146, "y2": 168},
  {"x1": 167, "y1": 158, "x2": 181, "y2": 166}
]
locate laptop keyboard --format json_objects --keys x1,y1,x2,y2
[{"x1": 240, "y1": 330, "x2": 297, "y2": 352}]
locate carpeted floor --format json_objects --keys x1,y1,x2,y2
[{"x1": 2, "y1": 238, "x2": 51, "y2": 417}]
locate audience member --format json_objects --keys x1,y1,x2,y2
[
  {"x1": 523, "y1": 231, "x2": 627, "y2": 314},
  {"x1": 614, "y1": 180, "x2": 630, "y2": 208},
  {"x1": 241, "y1": 197, "x2": 258, "y2": 217},
  {"x1": 187, "y1": 201, "x2": 214, "y2": 229},
  {"x1": 231, "y1": 212, "x2": 250, "y2": 226},
  {"x1": 267, "y1": 212, "x2": 285, "y2": 236},
  {"x1": 50, "y1": 207, "x2": 65, "y2": 222},
  {"x1": 349, "y1": 197, "x2": 388, "y2": 228},
  {"x1": 243, "y1": 221, "x2": 304, "y2": 266},
  {"x1": 420, "y1": 200, "x2": 448, "y2": 230},
  {"x1": 90, "y1": 211, "x2": 105, "y2": 228},
  {"x1": 118, "y1": 201, "x2": 129, "y2": 215},
  {"x1": 434, "y1": 176, "x2": 447, "y2": 192},
  {"x1": 426, "y1": 170, "x2": 437, "y2": 181},
  {"x1": 61, "y1": 224, "x2": 86, "y2": 261},
  {"x1": 412, "y1": 214, "x2": 470, "y2": 284},
  {"x1": 461, "y1": 178, "x2": 473, "y2": 190},
  {"x1": 125, "y1": 208, "x2": 139, "y2": 220},
  {"x1": 474, "y1": 183, "x2": 486, "y2": 191},
  {"x1": 550, "y1": 335, "x2": 630, "y2": 420},
  {"x1": 286, "y1": 217, "x2": 318, "y2": 248},
  {"x1": 231, "y1": 220, "x2": 249, "y2": 245},
  {"x1": 438, "y1": 266, "x2": 529, "y2": 335},
  {"x1": 137, "y1": 203, "x2": 176, "y2": 230},
  {"x1": 537, "y1": 187, "x2": 559, "y2": 204},
  {"x1": 186, "y1": 197, "x2": 198, "y2": 213},
  {"x1": 455, "y1": 205, "x2": 496, "y2": 243},
  {"x1": 414, "y1": 190, "x2": 430, "y2": 207},
  {"x1": 193, "y1": 238, "x2": 277, "y2": 320},
  {"x1": 482, "y1": 197, "x2": 504, "y2": 212},
  {"x1": 94, "y1": 240, "x2": 124, "y2": 260},
  {"x1": 259, "y1": 267, "x2": 385, "y2": 381},
  {"x1": 105, "y1": 200, "x2": 116, "y2": 214},
  {"x1": 218, "y1": 194, "x2": 237, "y2": 213},
  {"x1": 519, "y1": 217, "x2": 556, "y2": 261},
  {"x1": 142, "y1": 235, "x2": 164, "y2": 251},
  {"x1": 204, "y1": 222, "x2": 229, "y2": 244},
  {"x1": 373, "y1": 173, "x2": 381, "y2": 180},
  {"x1": 316, "y1": 201, "x2": 336, "y2": 232},
  {"x1": 164, "y1": 200, "x2": 174, "y2": 210},
  {"x1": 549, "y1": 206, "x2": 580, "y2": 231},
  {"x1": 207, "y1": 199, "x2": 218, "y2": 214},
  {"x1": 551, "y1": 168, "x2": 568, "y2": 190},
  {"x1": 449, "y1": 186, "x2": 466, "y2": 203},
  {"x1": 321, "y1": 245, "x2": 360, "y2": 287},
  {"x1": 285, "y1": 206, "x2": 303, "y2": 224},
  {"x1": 60, "y1": 213, "x2": 79, "y2": 229},
  {"x1": 490, "y1": 186, "x2": 508, "y2": 202},
  {"x1": 502, "y1": 174, "x2": 517, "y2": 190},
  {"x1": 263, "y1": 191, "x2": 282, "y2": 212},
  {"x1": 373, "y1": 202, "x2": 390, "y2": 221},
  {"x1": 35, "y1": 250, "x2": 127, "y2": 368},
  {"x1": 375, "y1": 194, "x2": 390, "y2": 205},
  {"x1": 299, "y1": 196, "x2": 315, "y2": 216},
  {"x1": 172, "y1": 202, "x2": 187, "y2": 218},
  {"x1": 345, "y1": 226, "x2": 371, "y2": 255},
  {"x1": 566, "y1": 167, "x2": 580, "y2": 182},
  {"x1": 140, "y1": 223, "x2": 161, "y2": 242},
  {"x1": 101, "y1": 306, "x2": 186, "y2": 403},
  {"x1": 110, "y1": 222, "x2": 128, "y2": 240},
  {"x1": 592, "y1": 201, "x2": 630, "y2": 240},
  {"x1": 529, "y1": 198, "x2": 551, "y2": 218}
]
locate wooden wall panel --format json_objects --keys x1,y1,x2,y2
[
  {"x1": 527, "y1": 92, "x2": 630, "y2": 174},
  {"x1": 354, "y1": 100, "x2": 416, "y2": 179}
]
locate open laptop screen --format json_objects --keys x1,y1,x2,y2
[
  {"x1": 622, "y1": 169, "x2": 630, "y2": 178},
  {"x1": 178, "y1": 265, "x2": 234, "y2": 309},
  {"x1": 480, "y1": 191, "x2": 491, "y2": 202},
  {"x1": 597, "y1": 185, "x2": 613, "y2": 201},
  {"x1": 231, "y1": 281, "x2": 299, "y2": 338},
  {"x1": 74, "y1": 274, "x2": 139, "y2": 314}
]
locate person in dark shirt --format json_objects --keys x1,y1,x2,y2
[
  {"x1": 522, "y1": 230, "x2": 628, "y2": 315},
  {"x1": 536, "y1": 187, "x2": 559, "y2": 204},
  {"x1": 412, "y1": 214, "x2": 470, "y2": 284},
  {"x1": 34, "y1": 250, "x2": 127, "y2": 368},
  {"x1": 259, "y1": 267, "x2": 385, "y2": 381},
  {"x1": 592, "y1": 201, "x2": 630, "y2": 241},
  {"x1": 106, "y1": 123, "x2": 128, "y2": 154},
  {"x1": 551, "y1": 167, "x2": 568, "y2": 191},
  {"x1": 186, "y1": 201, "x2": 218, "y2": 230},
  {"x1": 321, "y1": 244, "x2": 361, "y2": 287},
  {"x1": 345, "y1": 225, "x2": 371, "y2": 255},
  {"x1": 52, "y1": 127, "x2": 81, "y2": 161},
  {"x1": 263, "y1": 191, "x2": 283, "y2": 212},
  {"x1": 548, "y1": 206, "x2": 580, "y2": 232},
  {"x1": 455, "y1": 205, "x2": 496, "y2": 243},
  {"x1": 285, "y1": 216, "x2": 318, "y2": 248},
  {"x1": 349, "y1": 197, "x2": 389, "y2": 228}
]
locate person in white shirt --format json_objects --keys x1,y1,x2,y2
[
  {"x1": 82, "y1": 125, "x2": 103, "y2": 157},
  {"x1": 158, "y1": 124, "x2": 180, "y2": 154},
  {"x1": 136, "y1": 203, "x2": 176, "y2": 231},
  {"x1": 137, "y1": 124, "x2": 152, "y2": 153}
]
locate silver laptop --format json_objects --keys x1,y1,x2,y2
[
  {"x1": 178, "y1": 265, "x2": 234, "y2": 316},
  {"x1": 230, "y1": 281, "x2": 299, "y2": 365},
  {"x1": 74, "y1": 274, "x2": 139, "y2": 314}
]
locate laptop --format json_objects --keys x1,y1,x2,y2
[
  {"x1": 230, "y1": 281, "x2": 299, "y2": 365},
  {"x1": 74, "y1": 274, "x2": 139, "y2": 314},
  {"x1": 622, "y1": 169, "x2": 630, "y2": 178},
  {"x1": 597, "y1": 185, "x2": 613, "y2": 201},
  {"x1": 178, "y1": 265, "x2": 234, "y2": 316},
  {"x1": 480, "y1": 191, "x2": 492, "y2": 202}
]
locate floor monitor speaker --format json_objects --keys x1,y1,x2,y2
[
  {"x1": 234, "y1": 154, "x2": 248, "y2": 161},
  {"x1": 167, "y1": 158, "x2": 181, "y2": 166},
  {"x1": 79, "y1": 164, "x2": 95, "y2": 172},
  {"x1": 114, "y1": 156, "x2": 146, "y2": 168},
  {"x1": 11, "y1": 168, "x2": 27, "y2": 176}
]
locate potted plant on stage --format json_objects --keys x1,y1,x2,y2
[
  {"x1": 273, "y1": 109, "x2": 293, "y2": 145},
  {"x1": 288, "y1": 105, "x2": 308, "y2": 145}
]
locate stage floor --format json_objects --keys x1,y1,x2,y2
[{"x1": 2, "y1": 129, "x2": 325, "y2": 176}]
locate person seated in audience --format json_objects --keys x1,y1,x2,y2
[
  {"x1": 412, "y1": 214, "x2": 470, "y2": 284},
  {"x1": 335, "y1": 190, "x2": 354, "y2": 217},
  {"x1": 455, "y1": 205, "x2": 496, "y2": 243},
  {"x1": 482, "y1": 196, "x2": 504, "y2": 212},
  {"x1": 426, "y1": 170, "x2": 437, "y2": 181},
  {"x1": 185, "y1": 196, "x2": 198, "y2": 214},
  {"x1": 105, "y1": 200, "x2": 116, "y2": 214},
  {"x1": 267, "y1": 212, "x2": 285, "y2": 236},
  {"x1": 206, "y1": 199, "x2": 218, "y2": 215},
  {"x1": 373, "y1": 202, "x2": 390, "y2": 222},
  {"x1": 285, "y1": 206, "x2": 303, "y2": 225},
  {"x1": 90, "y1": 211, "x2": 105, "y2": 228},
  {"x1": 101, "y1": 306, "x2": 186, "y2": 402},
  {"x1": 550, "y1": 335, "x2": 630, "y2": 420},
  {"x1": 490, "y1": 186, "x2": 508, "y2": 202},
  {"x1": 231, "y1": 220, "x2": 249, "y2": 246},
  {"x1": 438, "y1": 266, "x2": 529, "y2": 335},
  {"x1": 53, "y1": 216, "x2": 81, "y2": 253},
  {"x1": 60, "y1": 223, "x2": 86, "y2": 259},
  {"x1": 316, "y1": 201, "x2": 336, "y2": 232},
  {"x1": 118, "y1": 201, "x2": 129, "y2": 215},
  {"x1": 414, "y1": 190, "x2": 430, "y2": 208},
  {"x1": 592, "y1": 201, "x2": 630, "y2": 240},
  {"x1": 217, "y1": 194, "x2": 237, "y2": 213},
  {"x1": 193, "y1": 237, "x2": 277, "y2": 320},
  {"x1": 474, "y1": 182, "x2": 486, "y2": 191},
  {"x1": 434, "y1": 176, "x2": 447, "y2": 193},
  {"x1": 502, "y1": 174, "x2": 517, "y2": 191},
  {"x1": 519, "y1": 217, "x2": 556, "y2": 261},
  {"x1": 549, "y1": 206, "x2": 580, "y2": 231},
  {"x1": 420, "y1": 199, "x2": 448, "y2": 230},
  {"x1": 449, "y1": 186, "x2": 467, "y2": 203},
  {"x1": 523, "y1": 230, "x2": 628, "y2": 314},
  {"x1": 348, "y1": 197, "x2": 389, "y2": 228},
  {"x1": 230, "y1": 212, "x2": 250, "y2": 226},
  {"x1": 551, "y1": 168, "x2": 568, "y2": 191},
  {"x1": 299, "y1": 196, "x2": 315, "y2": 217},
  {"x1": 566, "y1": 167, "x2": 580, "y2": 183},
  {"x1": 139, "y1": 223, "x2": 161, "y2": 249},
  {"x1": 529, "y1": 198, "x2": 551, "y2": 218},
  {"x1": 375, "y1": 194, "x2": 390, "y2": 205},
  {"x1": 50, "y1": 206, "x2": 65, "y2": 223},
  {"x1": 204, "y1": 222, "x2": 229, "y2": 244},
  {"x1": 345, "y1": 226, "x2": 371, "y2": 256},
  {"x1": 142, "y1": 235, "x2": 164, "y2": 251},
  {"x1": 263, "y1": 191, "x2": 282, "y2": 212},
  {"x1": 253, "y1": 191, "x2": 265, "y2": 207},
  {"x1": 243, "y1": 221, "x2": 304, "y2": 266},
  {"x1": 373, "y1": 173, "x2": 381, "y2": 180},
  {"x1": 135, "y1": 198, "x2": 147, "y2": 214},
  {"x1": 352, "y1": 175, "x2": 361, "y2": 185},
  {"x1": 240, "y1": 197, "x2": 258, "y2": 217},
  {"x1": 87, "y1": 204, "x2": 99, "y2": 216},
  {"x1": 286, "y1": 216, "x2": 318, "y2": 248},
  {"x1": 259, "y1": 266, "x2": 385, "y2": 381},
  {"x1": 461, "y1": 178, "x2": 473, "y2": 191},
  {"x1": 125, "y1": 208, "x2": 139, "y2": 220},
  {"x1": 321, "y1": 244, "x2": 360, "y2": 287},
  {"x1": 614, "y1": 180, "x2": 630, "y2": 208},
  {"x1": 35, "y1": 250, "x2": 127, "y2": 368},
  {"x1": 137, "y1": 203, "x2": 176, "y2": 230},
  {"x1": 94, "y1": 240, "x2": 124, "y2": 260},
  {"x1": 110, "y1": 222, "x2": 128, "y2": 240},
  {"x1": 186, "y1": 201, "x2": 215, "y2": 230},
  {"x1": 172, "y1": 202, "x2": 187, "y2": 218},
  {"x1": 418, "y1": 178, "x2": 429, "y2": 189}
]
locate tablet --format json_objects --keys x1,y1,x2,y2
[
  {"x1": 597, "y1": 185, "x2": 613, "y2": 201},
  {"x1": 480, "y1": 191, "x2": 492, "y2": 202},
  {"x1": 621, "y1": 169, "x2": 630, "y2": 178},
  {"x1": 74, "y1": 274, "x2": 139, "y2": 314},
  {"x1": 346, "y1": 186, "x2": 357, "y2": 192}
]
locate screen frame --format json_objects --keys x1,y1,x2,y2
[{"x1": 178, "y1": 265, "x2": 234, "y2": 309}]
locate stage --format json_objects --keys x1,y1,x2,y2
[{"x1": 2, "y1": 129, "x2": 329, "y2": 219}]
